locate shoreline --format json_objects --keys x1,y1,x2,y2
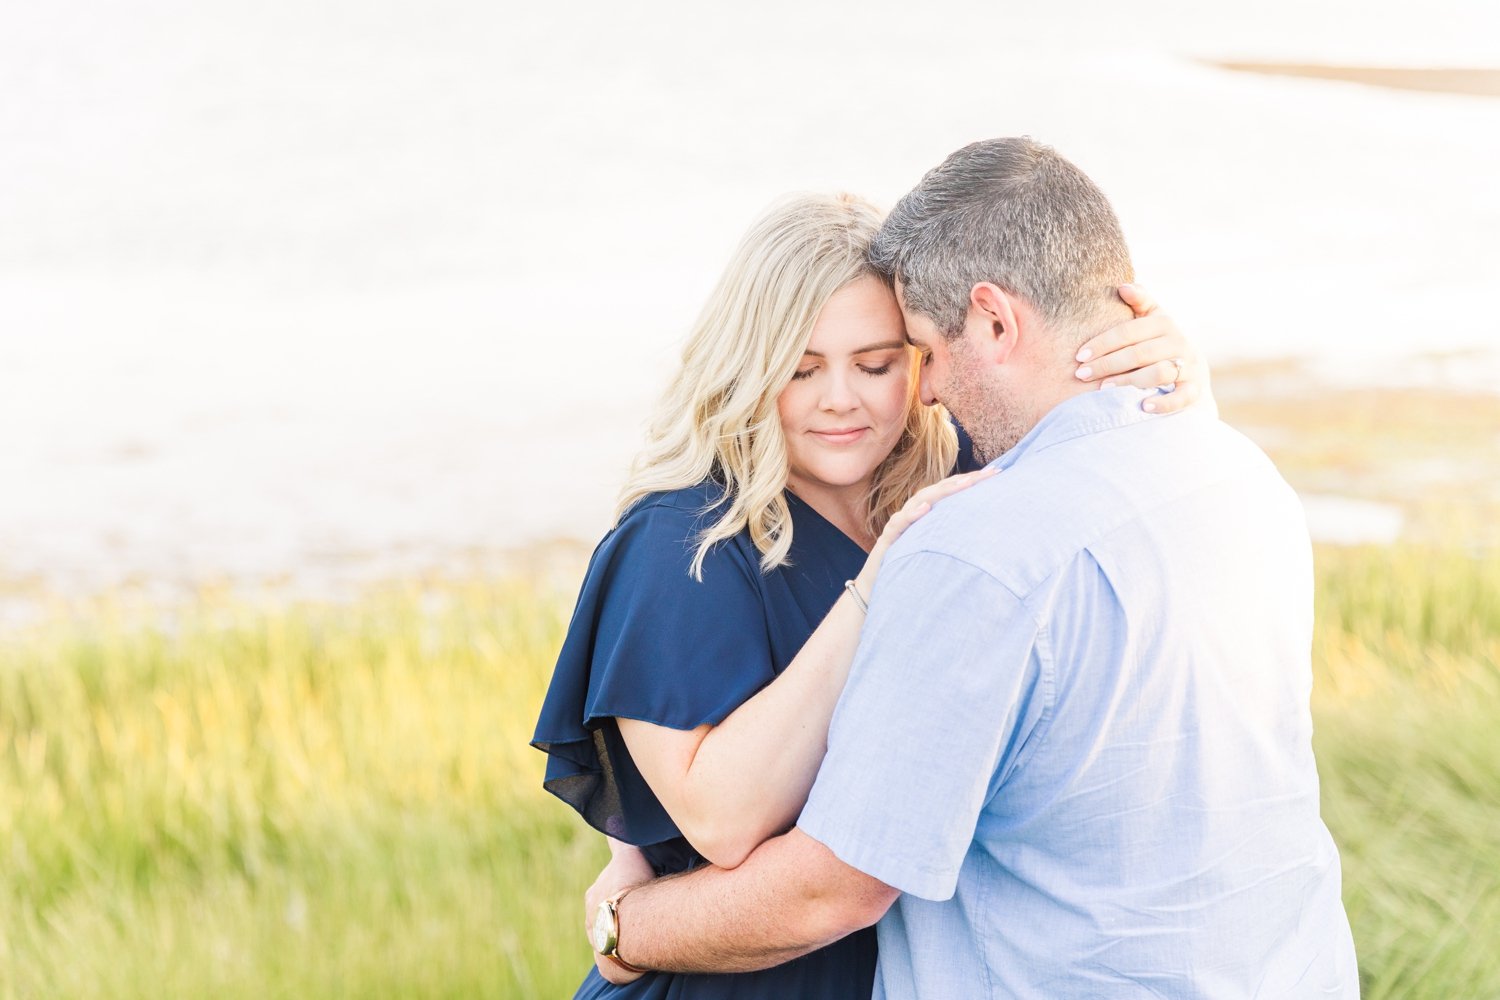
[
  {"x1": 1211, "y1": 62, "x2": 1500, "y2": 98},
  {"x1": 5, "y1": 355, "x2": 1498, "y2": 632}
]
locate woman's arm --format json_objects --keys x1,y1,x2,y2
[{"x1": 616, "y1": 469, "x2": 995, "y2": 869}]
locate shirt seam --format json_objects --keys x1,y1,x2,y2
[
  {"x1": 1004, "y1": 620, "x2": 1058, "y2": 784},
  {"x1": 880, "y1": 549, "x2": 1045, "y2": 631},
  {"x1": 905, "y1": 441, "x2": 1253, "y2": 607}
]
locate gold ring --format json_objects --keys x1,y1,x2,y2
[{"x1": 1169, "y1": 357, "x2": 1185, "y2": 384}]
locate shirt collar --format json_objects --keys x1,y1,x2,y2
[{"x1": 988, "y1": 387, "x2": 1163, "y2": 472}]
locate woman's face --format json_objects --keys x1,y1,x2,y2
[{"x1": 777, "y1": 276, "x2": 914, "y2": 505}]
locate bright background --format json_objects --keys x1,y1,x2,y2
[
  {"x1": 2, "y1": 3, "x2": 1498, "y2": 998},
  {"x1": 3, "y1": 0, "x2": 1498, "y2": 605}
]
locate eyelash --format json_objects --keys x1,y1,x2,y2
[{"x1": 791, "y1": 363, "x2": 893, "y2": 381}]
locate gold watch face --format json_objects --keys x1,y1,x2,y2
[{"x1": 592, "y1": 902, "x2": 616, "y2": 955}]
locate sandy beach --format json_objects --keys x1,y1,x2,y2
[
  {"x1": 1215, "y1": 62, "x2": 1500, "y2": 97},
  {"x1": 3, "y1": 0, "x2": 1498, "y2": 619}
]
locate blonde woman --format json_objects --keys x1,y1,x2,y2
[{"x1": 532, "y1": 193, "x2": 1205, "y2": 998}]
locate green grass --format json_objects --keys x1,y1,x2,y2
[
  {"x1": 2, "y1": 549, "x2": 1498, "y2": 998},
  {"x1": 0, "y1": 582, "x2": 606, "y2": 999},
  {"x1": 1309, "y1": 547, "x2": 1500, "y2": 999}
]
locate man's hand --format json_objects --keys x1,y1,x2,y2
[
  {"x1": 1073, "y1": 283, "x2": 1213, "y2": 414},
  {"x1": 584, "y1": 841, "x2": 656, "y2": 985}
]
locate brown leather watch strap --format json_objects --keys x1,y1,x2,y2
[{"x1": 605, "y1": 886, "x2": 649, "y2": 974}]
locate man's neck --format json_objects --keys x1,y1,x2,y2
[
  {"x1": 970, "y1": 363, "x2": 1098, "y2": 466},
  {"x1": 1013, "y1": 318, "x2": 1104, "y2": 423},
  {"x1": 1030, "y1": 373, "x2": 1095, "y2": 425}
]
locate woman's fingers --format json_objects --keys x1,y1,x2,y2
[
  {"x1": 1075, "y1": 285, "x2": 1161, "y2": 365},
  {"x1": 1096, "y1": 359, "x2": 1204, "y2": 412},
  {"x1": 1072, "y1": 288, "x2": 1212, "y2": 415},
  {"x1": 597, "y1": 955, "x2": 643, "y2": 986},
  {"x1": 1141, "y1": 379, "x2": 1202, "y2": 414},
  {"x1": 877, "y1": 469, "x2": 999, "y2": 549},
  {"x1": 1098, "y1": 357, "x2": 1188, "y2": 391},
  {"x1": 1116, "y1": 282, "x2": 1158, "y2": 318},
  {"x1": 1075, "y1": 316, "x2": 1184, "y2": 381},
  {"x1": 915, "y1": 468, "x2": 999, "y2": 506},
  {"x1": 893, "y1": 500, "x2": 932, "y2": 529}
]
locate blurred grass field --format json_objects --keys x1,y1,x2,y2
[{"x1": 2, "y1": 544, "x2": 1497, "y2": 999}]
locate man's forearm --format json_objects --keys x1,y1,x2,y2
[{"x1": 612, "y1": 827, "x2": 894, "y2": 974}]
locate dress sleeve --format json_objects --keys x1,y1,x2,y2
[{"x1": 530, "y1": 497, "x2": 777, "y2": 845}]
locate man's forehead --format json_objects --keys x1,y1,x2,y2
[{"x1": 894, "y1": 288, "x2": 935, "y2": 348}]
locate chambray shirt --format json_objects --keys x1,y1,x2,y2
[{"x1": 798, "y1": 389, "x2": 1358, "y2": 999}]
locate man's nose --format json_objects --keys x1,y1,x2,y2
[{"x1": 919, "y1": 367, "x2": 937, "y2": 407}]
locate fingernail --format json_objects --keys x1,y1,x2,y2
[
  {"x1": 1075, "y1": 365, "x2": 1092, "y2": 380},
  {"x1": 1142, "y1": 400, "x2": 1157, "y2": 412},
  {"x1": 1075, "y1": 347, "x2": 1093, "y2": 362}
]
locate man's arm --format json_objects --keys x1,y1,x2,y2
[{"x1": 587, "y1": 826, "x2": 898, "y2": 979}]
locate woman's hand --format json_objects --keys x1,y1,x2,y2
[
  {"x1": 584, "y1": 838, "x2": 654, "y2": 985},
  {"x1": 1073, "y1": 284, "x2": 1212, "y2": 414},
  {"x1": 852, "y1": 468, "x2": 999, "y2": 602}
]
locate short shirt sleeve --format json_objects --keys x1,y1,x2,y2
[
  {"x1": 531, "y1": 492, "x2": 777, "y2": 846},
  {"x1": 797, "y1": 549, "x2": 1051, "y2": 900}
]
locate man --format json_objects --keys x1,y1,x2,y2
[{"x1": 587, "y1": 137, "x2": 1358, "y2": 998}]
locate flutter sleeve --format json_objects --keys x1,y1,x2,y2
[{"x1": 530, "y1": 492, "x2": 777, "y2": 846}]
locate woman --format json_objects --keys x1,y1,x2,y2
[{"x1": 532, "y1": 193, "x2": 1204, "y2": 998}]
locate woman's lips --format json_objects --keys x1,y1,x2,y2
[{"x1": 810, "y1": 427, "x2": 868, "y2": 445}]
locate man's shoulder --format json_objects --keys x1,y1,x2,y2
[{"x1": 893, "y1": 411, "x2": 1297, "y2": 597}]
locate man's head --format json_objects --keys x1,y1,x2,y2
[{"x1": 869, "y1": 137, "x2": 1135, "y2": 461}]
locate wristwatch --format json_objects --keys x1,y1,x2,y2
[{"x1": 592, "y1": 886, "x2": 648, "y2": 974}]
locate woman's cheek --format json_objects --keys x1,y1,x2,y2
[
  {"x1": 880, "y1": 376, "x2": 912, "y2": 427},
  {"x1": 775, "y1": 379, "x2": 809, "y2": 432}
]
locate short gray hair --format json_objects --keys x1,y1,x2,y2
[{"x1": 870, "y1": 137, "x2": 1134, "y2": 338}]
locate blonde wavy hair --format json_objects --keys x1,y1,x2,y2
[{"x1": 615, "y1": 192, "x2": 958, "y2": 579}]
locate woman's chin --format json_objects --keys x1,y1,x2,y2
[{"x1": 794, "y1": 466, "x2": 879, "y2": 494}]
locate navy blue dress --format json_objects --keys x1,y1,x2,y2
[{"x1": 532, "y1": 480, "x2": 877, "y2": 999}]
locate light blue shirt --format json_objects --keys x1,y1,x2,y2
[{"x1": 798, "y1": 389, "x2": 1358, "y2": 999}]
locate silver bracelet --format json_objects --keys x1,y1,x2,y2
[{"x1": 844, "y1": 579, "x2": 869, "y2": 614}]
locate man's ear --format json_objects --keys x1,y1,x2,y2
[{"x1": 968, "y1": 283, "x2": 1021, "y2": 365}]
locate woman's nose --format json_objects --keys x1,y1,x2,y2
[{"x1": 820, "y1": 371, "x2": 859, "y2": 411}]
